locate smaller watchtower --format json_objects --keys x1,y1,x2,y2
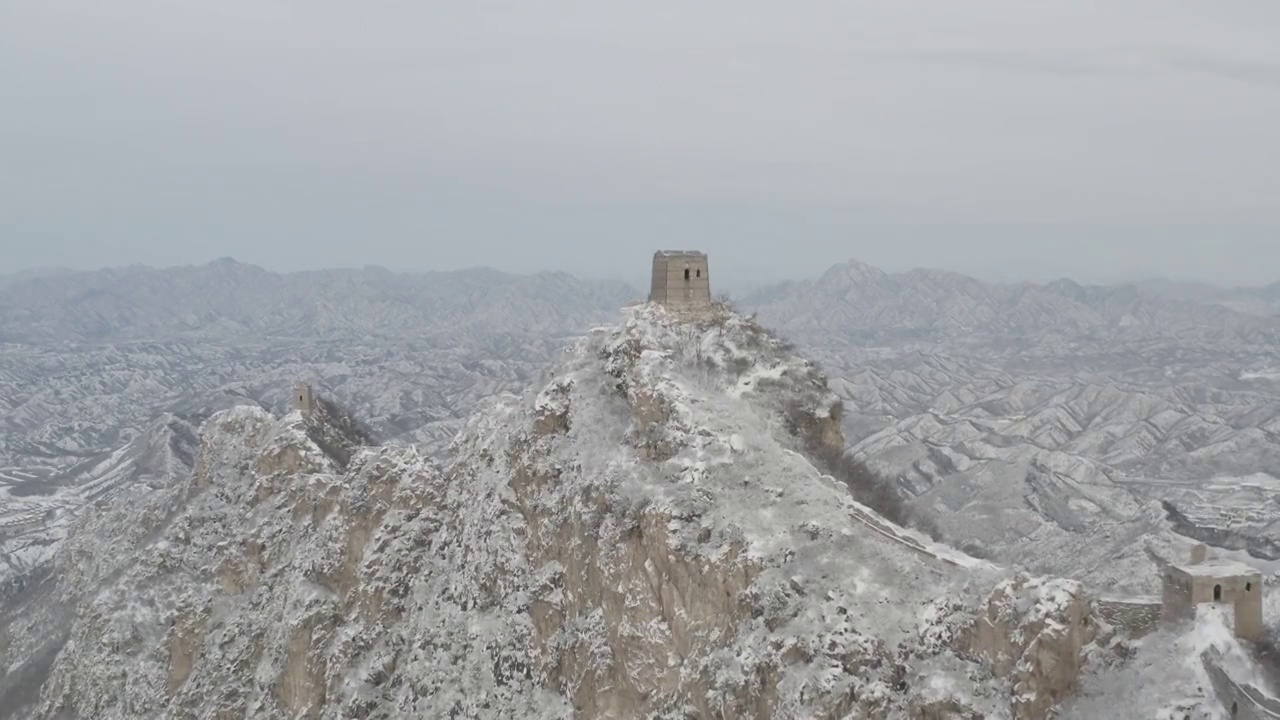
[
  {"x1": 1161, "y1": 545, "x2": 1263, "y2": 641},
  {"x1": 649, "y1": 251, "x2": 711, "y2": 309},
  {"x1": 292, "y1": 382, "x2": 315, "y2": 418}
]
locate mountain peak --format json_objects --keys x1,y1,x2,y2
[
  {"x1": 200, "y1": 256, "x2": 270, "y2": 276},
  {"x1": 821, "y1": 258, "x2": 889, "y2": 283}
]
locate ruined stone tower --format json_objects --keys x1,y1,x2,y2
[
  {"x1": 649, "y1": 251, "x2": 711, "y2": 309},
  {"x1": 292, "y1": 382, "x2": 315, "y2": 418},
  {"x1": 1161, "y1": 544, "x2": 1263, "y2": 641}
]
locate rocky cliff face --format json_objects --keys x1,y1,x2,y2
[
  {"x1": 1, "y1": 303, "x2": 1243, "y2": 718},
  {"x1": 961, "y1": 576, "x2": 1097, "y2": 720},
  {"x1": 5, "y1": 404, "x2": 567, "y2": 719}
]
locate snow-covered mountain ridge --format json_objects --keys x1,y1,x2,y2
[
  {"x1": 0, "y1": 414, "x2": 199, "y2": 602},
  {"x1": 741, "y1": 260, "x2": 1280, "y2": 584},
  {"x1": 0, "y1": 261, "x2": 636, "y2": 596},
  {"x1": 0, "y1": 259, "x2": 637, "y2": 473},
  {"x1": 1, "y1": 303, "x2": 1265, "y2": 719},
  {"x1": 4, "y1": 256, "x2": 1277, "y2": 592}
]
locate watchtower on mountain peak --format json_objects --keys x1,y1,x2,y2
[
  {"x1": 649, "y1": 251, "x2": 711, "y2": 309},
  {"x1": 1161, "y1": 544, "x2": 1263, "y2": 641},
  {"x1": 292, "y1": 382, "x2": 315, "y2": 418}
]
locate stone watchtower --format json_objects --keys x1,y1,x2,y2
[
  {"x1": 292, "y1": 382, "x2": 315, "y2": 418},
  {"x1": 1161, "y1": 544, "x2": 1263, "y2": 641},
  {"x1": 649, "y1": 251, "x2": 711, "y2": 309}
]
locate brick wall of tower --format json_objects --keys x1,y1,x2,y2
[
  {"x1": 649, "y1": 252, "x2": 710, "y2": 308},
  {"x1": 1161, "y1": 565, "x2": 1264, "y2": 641},
  {"x1": 649, "y1": 255, "x2": 670, "y2": 304},
  {"x1": 293, "y1": 383, "x2": 315, "y2": 417}
]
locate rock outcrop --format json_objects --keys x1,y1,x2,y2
[{"x1": 961, "y1": 576, "x2": 1097, "y2": 720}]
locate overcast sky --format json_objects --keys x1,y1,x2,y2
[{"x1": 2, "y1": 1, "x2": 1278, "y2": 288}]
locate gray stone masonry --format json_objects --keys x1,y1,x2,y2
[
  {"x1": 1201, "y1": 649, "x2": 1280, "y2": 719},
  {"x1": 1094, "y1": 597, "x2": 1162, "y2": 639},
  {"x1": 292, "y1": 382, "x2": 315, "y2": 418},
  {"x1": 649, "y1": 251, "x2": 711, "y2": 308},
  {"x1": 1162, "y1": 545, "x2": 1263, "y2": 641}
]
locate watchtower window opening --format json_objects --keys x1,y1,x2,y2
[
  {"x1": 696, "y1": 269, "x2": 701, "y2": 278},
  {"x1": 1247, "y1": 582, "x2": 1253, "y2": 592},
  {"x1": 684, "y1": 268, "x2": 690, "y2": 281},
  {"x1": 1214, "y1": 584, "x2": 1222, "y2": 601}
]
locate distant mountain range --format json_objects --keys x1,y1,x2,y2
[
  {"x1": 743, "y1": 260, "x2": 1280, "y2": 343},
  {"x1": 5, "y1": 257, "x2": 1276, "y2": 343},
  {"x1": 0, "y1": 258, "x2": 639, "y2": 343},
  {"x1": 1133, "y1": 277, "x2": 1280, "y2": 314}
]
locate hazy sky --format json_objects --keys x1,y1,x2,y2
[{"x1": 3, "y1": 1, "x2": 1278, "y2": 288}]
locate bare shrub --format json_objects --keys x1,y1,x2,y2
[
  {"x1": 672, "y1": 325, "x2": 704, "y2": 367},
  {"x1": 828, "y1": 450, "x2": 940, "y2": 539},
  {"x1": 305, "y1": 397, "x2": 376, "y2": 468},
  {"x1": 783, "y1": 399, "x2": 940, "y2": 539}
]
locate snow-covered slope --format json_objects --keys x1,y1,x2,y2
[
  {"x1": 0, "y1": 414, "x2": 199, "y2": 600},
  {"x1": 743, "y1": 260, "x2": 1280, "y2": 587},
  {"x1": 2, "y1": 304, "x2": 1266, "y2": 719},
  {"x1": 0, "y1": 262, "x2": 637, "y2": 604}
]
